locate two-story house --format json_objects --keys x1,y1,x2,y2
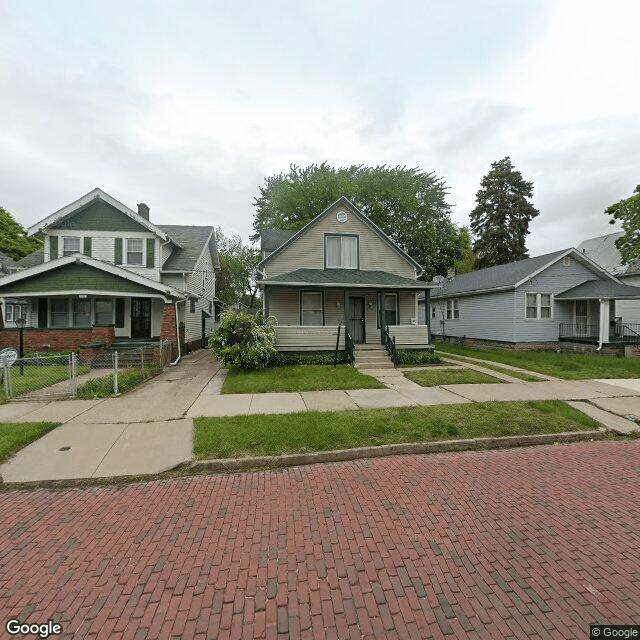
[
  {"x1": 0, "y1": 188, "x2": 219, "y2": 353},
  {"x1": 258, "y1": 197, "x2": 436, "y2": 352}
]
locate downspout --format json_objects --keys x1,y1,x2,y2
[
  {"x1": 170, "y1": 299, "x2": 183, "y2": 365},
  {"x1": 597, "y1": 297, "x2": 604, "y2": 351}
]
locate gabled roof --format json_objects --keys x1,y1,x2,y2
[
  {"x1": 27, "y1": 188, "x2": 173, "y2": 243},
  {"x1": 556, "y1": 279, "x2": 640, "y2": 300},
  {"x1": 260, "y1": 268, "x2": 435, "y2": 289},
  {"x1": 160, "y1": 226, "x2": 219, "y2": 272},
  {"x1": 260, "y1": 229, "x2": 296, "y2": 253},
  {"x1": 0, "y1": 255, "x2": 186, "y2": 300},
  {"x1": 257, "y1": 197, "x2": 423, "y2": 272},
  {"x1": 431, "y1": 248, "x2": 617, "y2": 299},
  {"x1": 16, "y1": 250, "x2": 44, "y2": 269},
  {"x1": 576, "y1": 231, "x2": 626, "y2": 276},
  {"x1": 0, "y1": 251, "x2": 20, "y2": 274}
]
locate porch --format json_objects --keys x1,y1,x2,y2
[{"x1": 559, "y1": 322, "x2": 640, "y2": 345}]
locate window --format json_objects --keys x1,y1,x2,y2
[
  {"x1": 301, "y1": 291, "x2": 323, "y2": 326},
  {"x1": 5, "y1": 304, "x2": 27, "y2": 323},
  {"x1": 446, "y1": 299, "x2": 459, "y2": 320},
  {"x1": 126, "y1": 238, "x2": 144, "y2": 265},
  {"x1": 50, "y1": 299, "x2": 69, "y2": 327},
  {"x1": 73, "y1": 299, "x2": 91, "y2": 327},
  {"x1": 384, "y1": 293, "x2": 397, "y2": 326},
  {"x1": 63, "y1": 236, "x2": 81, "y2": 256},
  {"x1": 190, "y1": 299, "x2": 196, "y2": 314},
  {"x1": 526, "y1": 293, "x2": 552, "y2": 319},
  {"x1": 95, "y1": 300, "x2": 113, "y2": 326},
  {"x1": 325, "y1": 235, "x2": 358, "y2": 269},
  {"x1": 431, "y1": 305, "x2": 436, "y2": 319}
]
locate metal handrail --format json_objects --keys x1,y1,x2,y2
[
  {"x1": 382, "y1": 325, "x2": 397, "y2": 365},
  {"x1": 344, "y1": 326, "x2": 355, "y2": 365}
]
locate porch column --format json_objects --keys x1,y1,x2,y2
[
  {"x1": 160, "y1": 302, "x2": 178, "y2": 343},
  {"x1": 599, "y1": 299, "x2": 610, "y2": 346},
  {"x1": 0, "y1": 304, "x2": 3, "y2": 330},
  {"x1": 380, "y1": 290, "x2": 388, "y2": 344},
  {"x1": 424, "y1": 288, "x2": 431, "y2": 344},
  {"x1": 343, "y1": 289, "x2": 350, "y2": 333},
  {"x1": 264, "y1": 285, "x2": 271, "y2": 318}
]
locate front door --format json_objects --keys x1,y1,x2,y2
[
  {"x1": 349, "y1": 297, "x2": 365, "y2": 343},
  {"x1": 131, "y1": 298, "x2": 151, "y2": 338}
]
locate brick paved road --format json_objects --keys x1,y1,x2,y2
[{"x1": 1, "y1": 441, "x2": 639, "y2": 640}]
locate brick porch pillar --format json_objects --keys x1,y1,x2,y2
[
  {"x1": 160, "y1": 303, "x2": 178, "y2": 342},
  {"x1": 0, "y1": 305, "x2": 4, "y2": 330}
]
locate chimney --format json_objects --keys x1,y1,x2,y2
[
  {"x1": 447, "y1": 266, "x2": 456, "y2": 279},
  {"x1": 137, "y1": 203, "x2": 150, "y2": 220}
]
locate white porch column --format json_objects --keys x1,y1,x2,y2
[{"x1": 598, "y1": 298, "x2": 610, "y2": 347}]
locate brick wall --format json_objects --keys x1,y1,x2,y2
[
  {"x1": 160, "y1": 304, "x2": 177, "y2": 342},
  {"x1": 0, "y1": 325, "x2": 116, "y2": 353}
]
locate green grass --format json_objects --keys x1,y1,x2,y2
[
  {"x1": 404, "y1": 368, "x2": 503, "y2": 386},
  {"x1": 436, "y1": 343, "x2": 640, "y2": 380},
  {"x1": 439, "y1": 353, "x2": 543, "y2": 381},
  {"x1": 76, "y1": 367, "x2": 158, "y2": 398},
  {"x1": 221, "y1": 365, "x2": 386, "y2": 394},
  {"x1": 0, "y1": 422, "x2": 60, "y2": 463},
  {"x1": 194, "y1": 400, "x2": 600, "y2": 459},
  {"x1": 2, "y1": 364, "x2": 90, "y2": 397}
]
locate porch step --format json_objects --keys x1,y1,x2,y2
[{"x1": 353, "y1": 345, "x2": 395, "y2": 369}]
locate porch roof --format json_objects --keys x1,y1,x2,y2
[
  {"x1": 555, "y1": 279, "x2": 640, "y2": 300},
  {"x1": 259, "y1": 268, "x2": 436, "y2": 290}
]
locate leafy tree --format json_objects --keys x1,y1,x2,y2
[
  {"x1": 252, "y1": 163, "x2": 469, "y2": 281},
  {"x1": 0, "y1": 205, "x2": 42, "y2": 260},
  {"x1": 215, "y1": 228, "x2": 260, "y2": 308},
  {"x1": 453, "y1": 227, "x2": 475, "y2": 274},
  {"x1": 606, "y1": 185, "x2": 640, "y2": 265},
  {"x1": 469, "y1": 157, "x2": 539, "y2": 270}
]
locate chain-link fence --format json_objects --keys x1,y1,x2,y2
[{"x1": 2, "y1": 340, "x2": 174, "y2": 400}]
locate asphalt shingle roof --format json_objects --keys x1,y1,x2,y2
[
  {"x1": 16, "y1": 250, "x2": 44, "y2": 269},
  {"x1": 262, "y1": 268, "x2": 431, "y2": 288},
  {"x1": 555, "y1": 280, "x2": 640, "y2": 300},
  {"x1": 159, "y1": 226, "x2": 214, "y2": 271},
  {"x1": 576, "y1": 232, "x2": 626, "y2": 276},
  {"x1": 260, "y1": 229, "x2": 296, "y2": 253},
  {"x1": 431, "y1": 250, "x2": 568, "y2": 298}
]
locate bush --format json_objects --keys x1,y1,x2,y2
[
  {"x1": 268, "y1": 352, "x2": 350, "y2": 367},
  {"x1": 209, "y1": 311, "x2": 277, "y2": 370},
  {"x1": 395, "y1": 350, "x2": 441, "y2": 365},
  {"x1": 76, "y1": 367, "x2": 158, "y2": 398}
]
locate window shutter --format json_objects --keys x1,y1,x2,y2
[
  {"x1": 50, "y1": 236, "x2": 58, "y2": 260},
  {"x1": 146, "y1": 238, "x2": 155, "y2": 268},
  {"x1": 83, "y1": 237, "x2": 92, "y2": 257},
  {"x1": 114, "y1": 238, "x2": 123, "y2": 265}
]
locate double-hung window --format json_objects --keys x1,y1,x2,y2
[
  {"x1": 301, "y1": 292, "x2": 323, "y2": 326},
  {"x1": 126, "y1": 238, "x2": 144, "y2": 265},
  {"x1": 63, "y1": 236, "x2": 81, "y2": 256},
  {"x1": 50, "y1": 299, "x2": 69, "y2": 327},
  {"x1": 526, "y1": 293, "x2": 552, "y2": 319},
  {"x1": 95, "y1": 300, "x2": 113, "y2": 325},
  {"x1": 73, "y1": 300, "x2": 91, "y2": 327},
  {"x1": 5, "y1": 303, "x2": 26, "y2": 323},
  {"x1": 446, "y1": 299, "x2": 459, "y2": 320},
  {"x1": 325, "y1": 235, "x2": 358, "y2": 269}
]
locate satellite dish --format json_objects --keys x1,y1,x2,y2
[{"x1": 0, "y1": 348, "x2": 18, "y2": 368}]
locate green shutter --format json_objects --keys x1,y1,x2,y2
[
  {"x1": 50, "y1": 236, "x2": 58, "y2": 260},
  {"x1": 83, "y1": 237, "x2": 92, "y2": 257},
  {"x1": 146, "y1": 239, "x2": 155, "y2": 268},
  {"x1": 114, "y1": 237, "x2": 123, "y2": 265}
]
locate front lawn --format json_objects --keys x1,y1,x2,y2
[
  {"x1": 194, "y1": 400, "x2": 599, "y2": 459},
  {"x1": 0, "y1": 422, "x2": 60, "y2": 463},
  {"x1": 3, "y1": 363, "x2": 89, "y2": 397},
  {"x1": 404, "y1": 368, "x2": 503, "y2": 386},
  {"x1": 436, "y1": 343, "x2": 640, "y2": 380},
  {"x1": 221, "y1": 365, "x2": 386, "y2": 394},
  {"x1": 439, "y1": 354, "x2": 543, "y2": 381}
]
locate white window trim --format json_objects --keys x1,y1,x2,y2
[
  {"x1": 525, "y1": 292, "x2": 554, "y2": 320},
  {"x1": 63, "y1": 236, "x2": 82, "y2": 256},
  {"x1": 446, "y1": 298, "x2": 459, "y2": 320},
  {"x1": 300, "y1": 291, "x2": 324, "y2": 326},
  {"x1": 324, "y1": 234, "x2": 359, "y2": 270},
  {"x1": 126, "y1": 238, "x2": 144, "y2": 266}
]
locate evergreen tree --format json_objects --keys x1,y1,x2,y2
[
  {"x1": 0, "y1": 205, "x2": 42, "y2": 260},
  {"x1": 469, "y1": 157, "x2": 539, "y2": 269}
]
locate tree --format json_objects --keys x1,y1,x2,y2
[
  {"x1": 0, "y1": 205, "x2": 42, "y2": 260},
  {"x1": 252, "y1": 163, "x2": 469, "y2": 281},
  {"x1": 469, "y1": 157, "x2": 539, "y2": 270},
  {"x1": 215, "y1": 227, "x2": 260, "y2": 308},
  {"x1": 606, "y1": 185, "x2": 640, "y2": 265}
]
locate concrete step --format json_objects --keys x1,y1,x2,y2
[
  {"x1": 355, "y1": 351, "x2": 393, "y2": 360},
  {"x1": 355, "y1": 361, "x2": 395, "y2": 369},
  {"x1": 355, "y1": 344, "x2": 386, "y2": 351}
]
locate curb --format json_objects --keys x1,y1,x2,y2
[{"x1": 191, "y1": 429, "x2": 608, "y2": 473}]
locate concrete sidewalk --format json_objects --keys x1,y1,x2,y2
[{"x1": 2, "y1": 351, "x2": 640, "y2": 483}]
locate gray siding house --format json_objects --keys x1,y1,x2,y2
[
  {"x1": 422, "y1": 248, "x2": 640, "y2": 348},
  {"x1": 258, "y1": 197, "x2": 436, "y2": 351}
]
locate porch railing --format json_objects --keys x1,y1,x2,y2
[
  {"x1": 611, "y1": 322, "x2": 640, "y2": 344},
  {"x1": 559, "y1": 322, "x2": 640, "y2": 344},
  {"x1": 344, "y1": 326, "x2": 355, "y2": 365},
  {"x1": 559, "y1": 323, "x2": 599, "y2": 340},
  {"x1": 383, "y1": 324, "x2": 397, "y2": 365}
]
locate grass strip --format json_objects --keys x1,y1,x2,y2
[
  {"x1": 221, "y1": 365, "x2": 386, "y2": 394},
  {"x1": 194, "y1": 400, "x2": 600, "y2": 459},
  {"x1": 435, "y1": 343, "x2": 640, "y2": 380},
  {"x1": 0, "y1": 422, "x2": 60, "y2": 463},
  {"x1": 404, "y1": 368, "x2": 503, "y2": 386},
  {"x1": 76, "y1": 367, "x2": 158, "y2": 398},
  {"x1": 438, "y1": 353, "x2": 543, "y2": 381}
]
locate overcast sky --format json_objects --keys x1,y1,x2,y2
[{"x1": 1, "y1": 0, "x2": 639, "y2": 258}]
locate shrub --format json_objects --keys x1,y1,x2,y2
[
  {"x1": 209, "y1": 311, "x2": 277, "y2": 370},
  {"x1": 395, "y1": 350, "x2": 441, "y2": 365},
  {"x1": 268, "y1": 352, "x2": 350, "y2": 367}
]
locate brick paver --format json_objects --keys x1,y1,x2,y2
[{"x1": 1, "y1": 440, "x2": 639, "y2": 639}]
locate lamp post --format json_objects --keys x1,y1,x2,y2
[{"x1": 14, "y1": 316, "x2": 26, "y2": 376}]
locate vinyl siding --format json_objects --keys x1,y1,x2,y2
[
  {"x1": 183, "y1": 244, "x2": 217, "y2": 342},
  {"x1": 268, "y1": 289, "x2": 300, "y2": 326},
  {"x1": 264, "y1": 205, "x2": 416, "y2": 279}
]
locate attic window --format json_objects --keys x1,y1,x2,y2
[
  {"x1": 325, "y1": 235, "x2": 358, "y2": 269},
  {"x1": 563, "y1": 256, "x2": 571, "y2": 266},
  {"x1": 63, "y1": 236, "x2": 81, "y2": 256}
]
